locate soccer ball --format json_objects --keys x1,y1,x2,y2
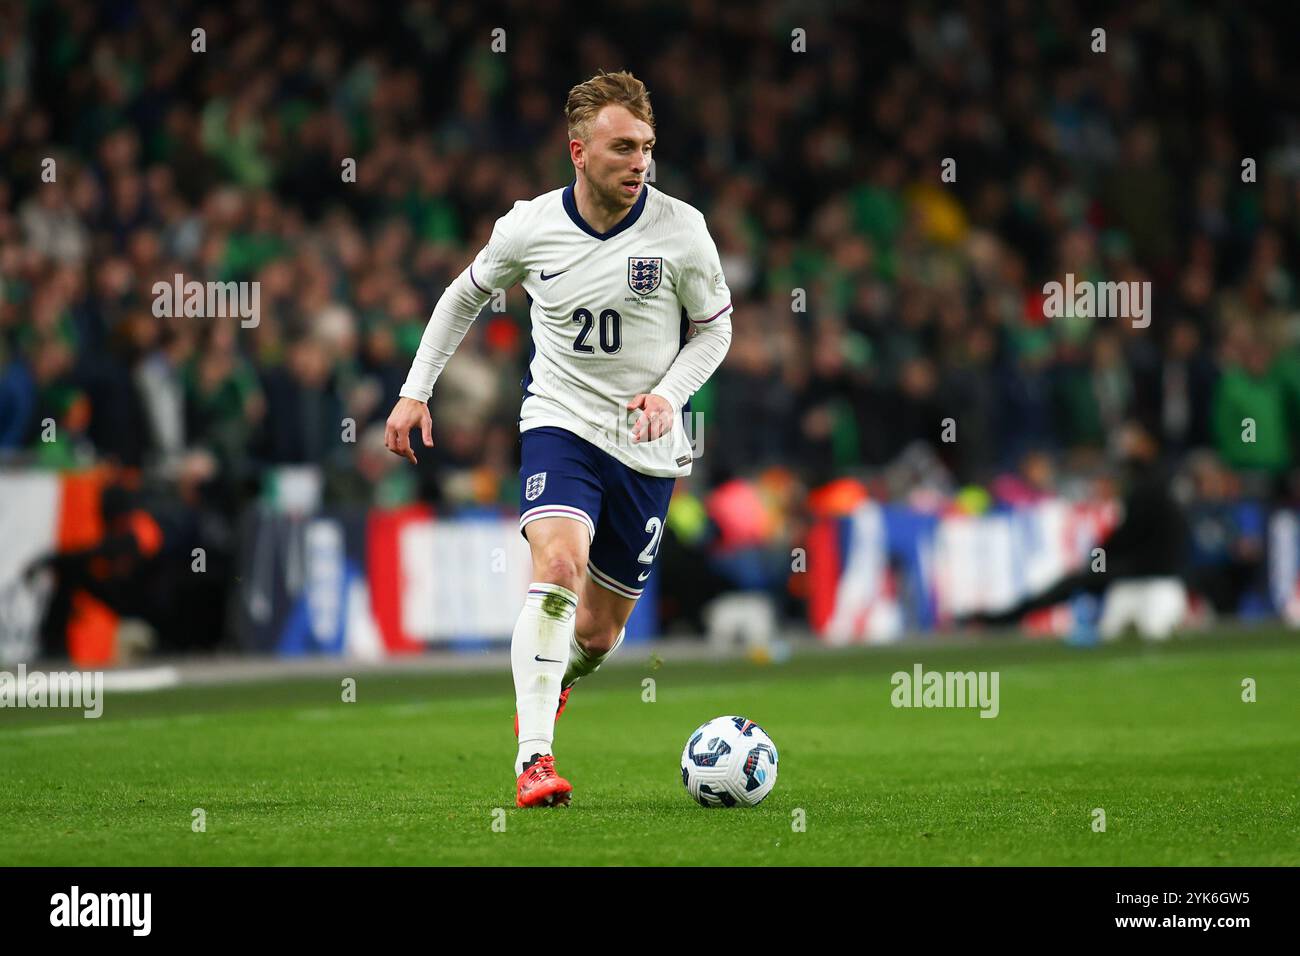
[{"x1": 680, "y1": 716, "x2": 778, "y2": 807}]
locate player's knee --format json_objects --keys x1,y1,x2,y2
[{"x1": 535, "y1": 550, "x2": 583, "y2": 592}]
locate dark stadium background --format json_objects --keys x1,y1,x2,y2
[{"x1": 2, "y1": 0, "x2": 1300, "y2": 662}]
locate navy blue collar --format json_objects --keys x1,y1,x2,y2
[{"x1": 562, "y1": 179, "x2": 648, "y2": 240}]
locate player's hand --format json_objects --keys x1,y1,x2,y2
[
  {"x1": 627, "y1": 393, "x2": 675, "y2": 443},
  {"x1": 384, "y1": 397, "x2": 434, "y2": 464}
]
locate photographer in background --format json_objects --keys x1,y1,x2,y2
[{"x1": 960, "y1": 422, "x2": 1190, "y2": 640}]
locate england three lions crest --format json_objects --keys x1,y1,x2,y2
[
  {"x1": 524, "y1": 471, "x2": 547, "y2": 501},
  {"x1": 628, "y1": 257, "x2": 662, "y2": 295}
]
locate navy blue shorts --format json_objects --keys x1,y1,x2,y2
[{"x1": 519, "y1": 426, "x2": 675, "y2": 600}]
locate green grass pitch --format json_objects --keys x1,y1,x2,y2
[{"x1": 1, "y1": 631, "x2": 1296, "y2": 865}]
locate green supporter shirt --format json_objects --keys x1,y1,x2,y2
[{"x1": 1212, "y1": 366, "x2": 1290, "y2": 473}]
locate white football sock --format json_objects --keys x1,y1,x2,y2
[
  {"x1": 564, "y1": 626, "x2": 626, "y2": 689},
  {"x1": 513, "y1": 582, "x2": 578, "y2": 776}
]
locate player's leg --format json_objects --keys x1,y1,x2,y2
[
  {"x1": 524, "y1": 514, "x2": 589, "y2": 592},
  {"x1": 566, "y1": 574, "x2": 635, "y2": 689},
  {"x1": 566, "y1": 455, "x2": 676, "y2": 688},
  {"x1": 512, "y1": 516, "x2": 587, "y2": 805},
  {"x1": 512, "y1": 427, "x2": 601, "y2": 802}
]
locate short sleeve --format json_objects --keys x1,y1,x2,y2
[{"x1": 678, "y1": 216, "x2": 733, "y2": 325}]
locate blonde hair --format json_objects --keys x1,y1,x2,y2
[{"x1": 565, "y1": 70, "x2": 655, "y2": 142}]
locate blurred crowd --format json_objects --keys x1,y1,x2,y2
[{"x1": 2, "y1": 0, "x2": 1300, "y2": 637}]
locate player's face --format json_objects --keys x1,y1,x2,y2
[{"x1": 575, "y1": 105, "x2": 654, "y2": 210}]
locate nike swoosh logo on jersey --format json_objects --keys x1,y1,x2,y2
[
  {"x1": 539, "y1": 269, "x2": 569, "y2": 281},
  {"x1": 637, "y1": 570, "x2": 651, "y2": 582},
  {"x1": 534, "y1": 654, "x2": 563, "y2": 663}
]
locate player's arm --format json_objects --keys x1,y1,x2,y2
[
  {"x1": 386, "y1": 210, "x2": 525, "y2": 463},
  {"x1": 630, "y1": 218, "x2": 734, "y2": 443}
]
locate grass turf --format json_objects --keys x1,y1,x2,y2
[{"x1": 0, "y1": 631, "x2": 1296, "y2": 865}]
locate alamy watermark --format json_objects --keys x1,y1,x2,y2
[
  {"x1": 607, "y1": 402, "x2": 705, "y2": 460},
  {"x1": 890, "y1": 664, "x2": 999, "y2": 718},
  {"x1": 50, "y1": 886, "x2": 150, "y2": 936},
  {"x1": 0, "y1": 664, "x2": 103, "y2": 718},
  {"x1": 151, "y1": 273, "x2": 260, "y2": 327},
  {"x1": 1042, "y1": 273, "x2": 1150, "y2": 329}
]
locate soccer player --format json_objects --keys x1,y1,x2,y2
[{"x1": 384, "y1": 71, "x2": 733, "y2": 807}]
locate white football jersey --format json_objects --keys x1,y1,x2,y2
[{"x1": 470, "y1": 181, "x2": 732, "y2": 477}]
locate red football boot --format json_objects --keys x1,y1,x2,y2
[
  {"x1": 513, "y1": 686, "x2": 571, "y2": 738},
  {"x1": 515, "y1": 754, "x2": 573, "y2": 808}
]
